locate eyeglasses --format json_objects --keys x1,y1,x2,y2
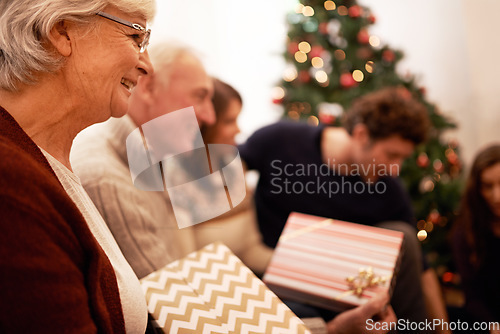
[{"x1": 96, "y1": 11, "x2": 151, "y2": 53}]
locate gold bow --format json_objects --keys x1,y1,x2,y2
[{"x1": 337, "y1": 267, "x2": 389, "y2": 299}]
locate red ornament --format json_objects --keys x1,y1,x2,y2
[
  {"x1": 446, "y1": 150, "x2": 459, "y2": 165},
  {"x1": 428, "y1": 211, "x2": 440, "y2": 224},
  {"x1": 357, "y1": 29, "x2": 370, "y2": 44},
  {"x1": 417, "y1": 153, "x2": 429, "y2": 168},
  {"x1": 309, "y1": 45, "x2": 324, "y2": 59},
  {"x1": 368, "y1": 14, "x2": 376, "y2": 24},
  {"x1": 348, "y1": 5, "x2": 362, "y2": 18},
  {"x1": 298, "y1": 70, "x2": 311, "y2": 83},
  {"x1": 382, "y1": 49, "x2": 396, "y2": 63},
  {"x1": 442, "y1": 272, "x2": 454, "y2": 284},
  {"x1": 319, "y1": 22, "x2": 328, "y2": 34},
  {"x1": 272, "y1": 97, "x2": 284, "y2": 105},
  {"x1": 339, "y1": 72, "x2": 357, "y2": 89},
  {"x1": 287, "y1": 42, "x2": 299, "y2": 55},
  {"x1": 319, "y1": 114, "x2": 336, "y2": 124}
]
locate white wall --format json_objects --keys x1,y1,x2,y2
[
  {"x1": 150, "y1": 0, "x2": 500, "y2": 165},
  {"x1": 461, "y1": 0, "x2": 500, "y2": 161},
  {"x1": 359, "y1": 0, "x2": 498, "y2": 164},
  {"x1": 149, "y1": 0, "x2": 294, "y2": 142}
]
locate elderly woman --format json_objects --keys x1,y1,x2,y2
[{"x1": 0, "y1": 0, "x2": 154, "y2": 332}]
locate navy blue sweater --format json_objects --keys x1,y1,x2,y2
[{"x1": 239, "y1": 121, "x2": 415, "y2": 248}]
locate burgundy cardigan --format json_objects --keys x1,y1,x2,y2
[{"x1": 0, "y1": 106, "x2": 125, "y2": 333}]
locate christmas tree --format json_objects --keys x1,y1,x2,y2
[{"x1": 275, "y1": 0, "x2": 464, "y2": 285}]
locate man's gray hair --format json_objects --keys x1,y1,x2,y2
[
  {"x1": 148, "y1": 42, "x2": 205, "y2": 89},
  {"x1": 0, "y1": 0, "x2": 155, "y2": 91}
]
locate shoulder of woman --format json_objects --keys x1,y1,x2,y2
[{"x1": 0, "y1": 138, "x2": 86, "y2": 245}]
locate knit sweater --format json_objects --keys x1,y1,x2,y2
[
  {"x1": 71, "y1": 116, "x2": 197, "y2": 279},
  {"x1": 0, "y1": 106, "x2": 125, "y2": 333}
]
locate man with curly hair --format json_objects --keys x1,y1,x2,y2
[{"x1": 240, "y1": 87, "x2": 445, "y2": 330}]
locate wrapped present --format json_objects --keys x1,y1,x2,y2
[
  {"x1": 263, "y1": 212, "x2": 404, "y2": 312},
  {"x1": 141, "y1": 242, "x2": 311, "y2": 334}
]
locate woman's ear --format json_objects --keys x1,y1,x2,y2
[{"x1": 47, "y1": 20, "x2": 72, "y2": 57}]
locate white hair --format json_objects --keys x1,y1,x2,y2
[
  {"x1": 0, "y1": 0, "x2": 155, "y2": 91},
  {"x1": 148, "y1": 41, "x2": 206, "y2": 89}
]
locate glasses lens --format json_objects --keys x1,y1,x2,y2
[{"x1": 140, "y1": 30, "x2": 151, "y2": 53}]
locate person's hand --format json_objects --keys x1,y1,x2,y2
[
  {"x1": 490, "y1": 328, "x2": 500, "y2": 334},
  {"x1": 326, "y1": 293, "x2": 396, "y2": 334}
]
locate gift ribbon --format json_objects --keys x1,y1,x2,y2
[{"x1": 279, "y1": 219, "x2": 334, "y2": 242}]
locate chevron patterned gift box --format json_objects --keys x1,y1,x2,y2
[
  {"x1": 263, "y1": 212, "x2": 404, "y2": 312},
  {"x1": 140, "y1": 242, "x2": 311, "y2": 334}
]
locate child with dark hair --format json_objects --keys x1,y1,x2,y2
[
  {"x1": 195, "y1": 78, "x2": 274, "y2": 276},
  {"x1": 201, "y1": 78, "x2": 242, "y2": 145}
]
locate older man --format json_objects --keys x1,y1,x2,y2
[{"x1": 71, "y1": 43, "x2": 215, "y2": 279}]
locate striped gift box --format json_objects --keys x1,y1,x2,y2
[
  {"x1": 141, "y1": 242, "x2": 311, "y2": 334},
  {"x1": 263, "y1": 212, "x2": 403, "y2": 312}
]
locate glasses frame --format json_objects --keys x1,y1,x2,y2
[{"x1": 96, "y1": 11, "x2": 151, "y2": 53}]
